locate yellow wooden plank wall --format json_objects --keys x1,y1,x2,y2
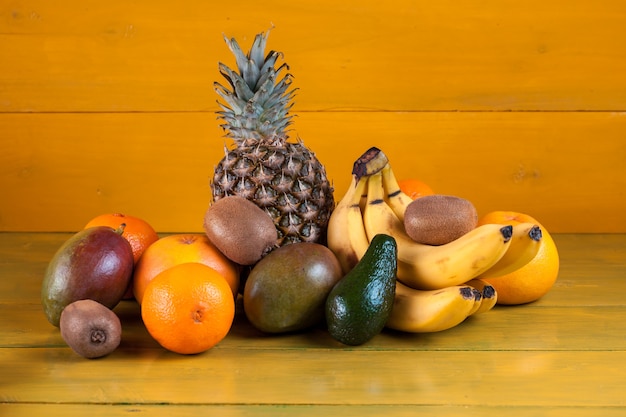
[{"x1": 1, "y1": 0, "x2": 625, "y2": 232}]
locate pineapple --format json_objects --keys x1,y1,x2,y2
[{"x1": 211, "y1": 31, "x2": 334, "y2": 246}]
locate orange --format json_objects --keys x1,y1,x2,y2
[
  {"x1": 477, "y1": 211, "x2": 560, "y2": 305},
  {"x1": 141, "y1": 262, "x2": 235, "y2": 354},
  {"x1": 84, "y1": 213, "x2": 159, "y2": 264},
  {"x1": 398, "y1": 178, "x2": 435, "y2": 200},
  {"x1": 133, "y1": 234, "x2": 239, "y2": 304},
  {"x1": 84, "y1": 213, "x2": 159, "y2": 299}
]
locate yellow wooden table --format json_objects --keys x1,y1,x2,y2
[
  {"x1": 1, "y1": 232, "x2": 625, "y2": 416},
  {"x1": 2, "y1": 1, "x2": 626, "y2": 415}
]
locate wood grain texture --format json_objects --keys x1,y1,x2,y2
[
  {"x1": 2, "y1": 348, "x2": 626, "y2": 406},
  {"x1": 4, "y1": 302, "x2": 626, "y2": 351},
  {"x1": 1, "y1": 0, "x2": 626, "y2": 112},
  {"x1": 2, "y1": 1, "x2": 626, "y2": 232},
  {"x1": 4, "y1": 404, "x2": 626, "y2": 417},
  {"x1": 2, "y1": 112, "x2": 625, "y2": 233},
  {"x1": 3, "y1": 3, "x2": 626, "y2": 413},
  {"x1": 3, "y1": 233, "x2": 625, "y2": 305},
  {"x1": 1, "y1": 232, "x2": 626, "y2": 414}
]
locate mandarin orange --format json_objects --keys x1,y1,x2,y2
[
  {"x1": 133, "y1": 234, "x2": 239, "y2": 304},
  {"x1": 141, "y1": 262, "x2": 235, "y2": 354},
  {"x1": 84, "y1": 213, "x2": 158, "y2": 264},
  {"x1": 398, "y1": 178, "x2": 435, "y2": 200}
]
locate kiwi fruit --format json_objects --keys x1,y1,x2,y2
[
  {"x1": 404, "y1": 194, "x2": 478, "y2": 245},
  {"x1": 59, "y1": 299, "x2": 122, "y2": 359},
  {"x1": 204, "y1": 195, "x2": 278, "y2": 265}
]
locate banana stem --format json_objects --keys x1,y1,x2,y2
[{"x1": 352, "y1": 147, "x2": 389, "y2": 180}]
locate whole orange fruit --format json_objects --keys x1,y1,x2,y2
[
  {"x1": 84, "y1": 213, "x2": 159, "y2": 299},
  {"x1": 477, "y1": 211, "x2": 559, "y2": 305},
  {"x1": 133, "y1": 234, "x2": 239, "y2": 304},
  {"x1": 84, "y1": 213, "x2": 159, "y2": 264},
  {"x1": 141, "y1": 262, "x2": 235, "y2": 354},
  {"x1": 398, "y1": 178, "x2": 435, "y2": 200}
]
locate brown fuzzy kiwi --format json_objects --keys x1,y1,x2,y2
[
  {"x1": 59, "y1": 299, "x2": 122, "y2": 359},
  {"x1": 404, "y1": 195, "x2": 478, "y2": 245},
  {"x1": 204, "y1": 196, "x2": 278, "y2": 265}
]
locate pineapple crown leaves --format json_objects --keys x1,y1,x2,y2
[{"x1": 215, "y1": 30, "x2": 298, "y2": 142}]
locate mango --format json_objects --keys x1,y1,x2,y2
[
  {"x1": 41, "y1": 226, "x2": 134, "y2": 327},
  {"x1": 243, "y1": 242, "x2": 343, "y2": 333}
]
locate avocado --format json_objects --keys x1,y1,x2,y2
[
  {"x1": 41, "y1": 226, "x2": 134, "y2": 327},
  {"x1": 325, "y1": 234, "x2": 397, "y2": 346}
]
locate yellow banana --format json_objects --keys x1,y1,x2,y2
[
  {"x1": 467, "y1": 288, "x2": 483, "y2": 316},
  {"x1": 381, "y1": 163, "x2": 414, "y2": 222},
  {"x1": 478, "y1": 222, "x2": 542, "y2": 279},
  {"x1": 352, "y1": 146, "x2": 390, "y2": 179},
  {"x1": 363, "y1": 172, "x2": 513, "y2": 290},
  {"x1": 386, "y1": 281, "x2": 477, "y2": 333},
  {"x1": 466, "y1": 278, "x2": 498, "y2": 315},
  {"x1": 326, "y1": 174, "x2": 371, "y2": 274},
  {"x1": 327, "y1": 146, "x2": 394, "y2": 274}
]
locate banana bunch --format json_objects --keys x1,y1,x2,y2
[{"x1": 327, "y1": 147, "x2": 543, "y2": 333}]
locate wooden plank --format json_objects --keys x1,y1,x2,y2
[
  {"x1": 3, "y1": 301, "x2": 626, "y2": 352},
  {"x1": 3, "y1": 404, "x2": 626, "y2": 417},
  {"x1": 1, "y1": 1, "x2": 626, "y2": 112},
  {"x1": 2, "y1": 232, "x2": 626, "y2": 353},
  {"x1": 2, "y1": 233, "x2": 626, "y2": 414},
  {"x1": 2, "y1": 232, "x2": 626, "y2": 305},
  {"x1": 2, "y1": 233, "x2": 626, "y2": 305},
  {"x1": 0, "y1": 112, "x2": 216, "y2": 233},
  {"x1": 2, "y1": 112, "x2": 626, "y2": 233},
  {"x1": 1, "y1": 348, "x2": 625, "y2": 406},
  {"x1": 0, "y1": 233, "x2": 73, "y2": 304}
]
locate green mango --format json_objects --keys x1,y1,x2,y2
[{"x1": 244, "y1": 242, "x2": 343, "y2": 334}]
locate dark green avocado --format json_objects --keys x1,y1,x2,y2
[{"x1": 325, "y1": 234, "x2": 397, "y2": 346}]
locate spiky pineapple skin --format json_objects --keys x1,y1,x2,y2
[
  {"x1": 211, "y1": 31, "x2": 334, "y2": 247},
  {"x1": 212, "y1": 140, "x2": 334, "y2": 246}
]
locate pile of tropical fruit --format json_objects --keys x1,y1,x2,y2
[{"x1": 40, "y1": 30, "x2": 559, "y2": 358}]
